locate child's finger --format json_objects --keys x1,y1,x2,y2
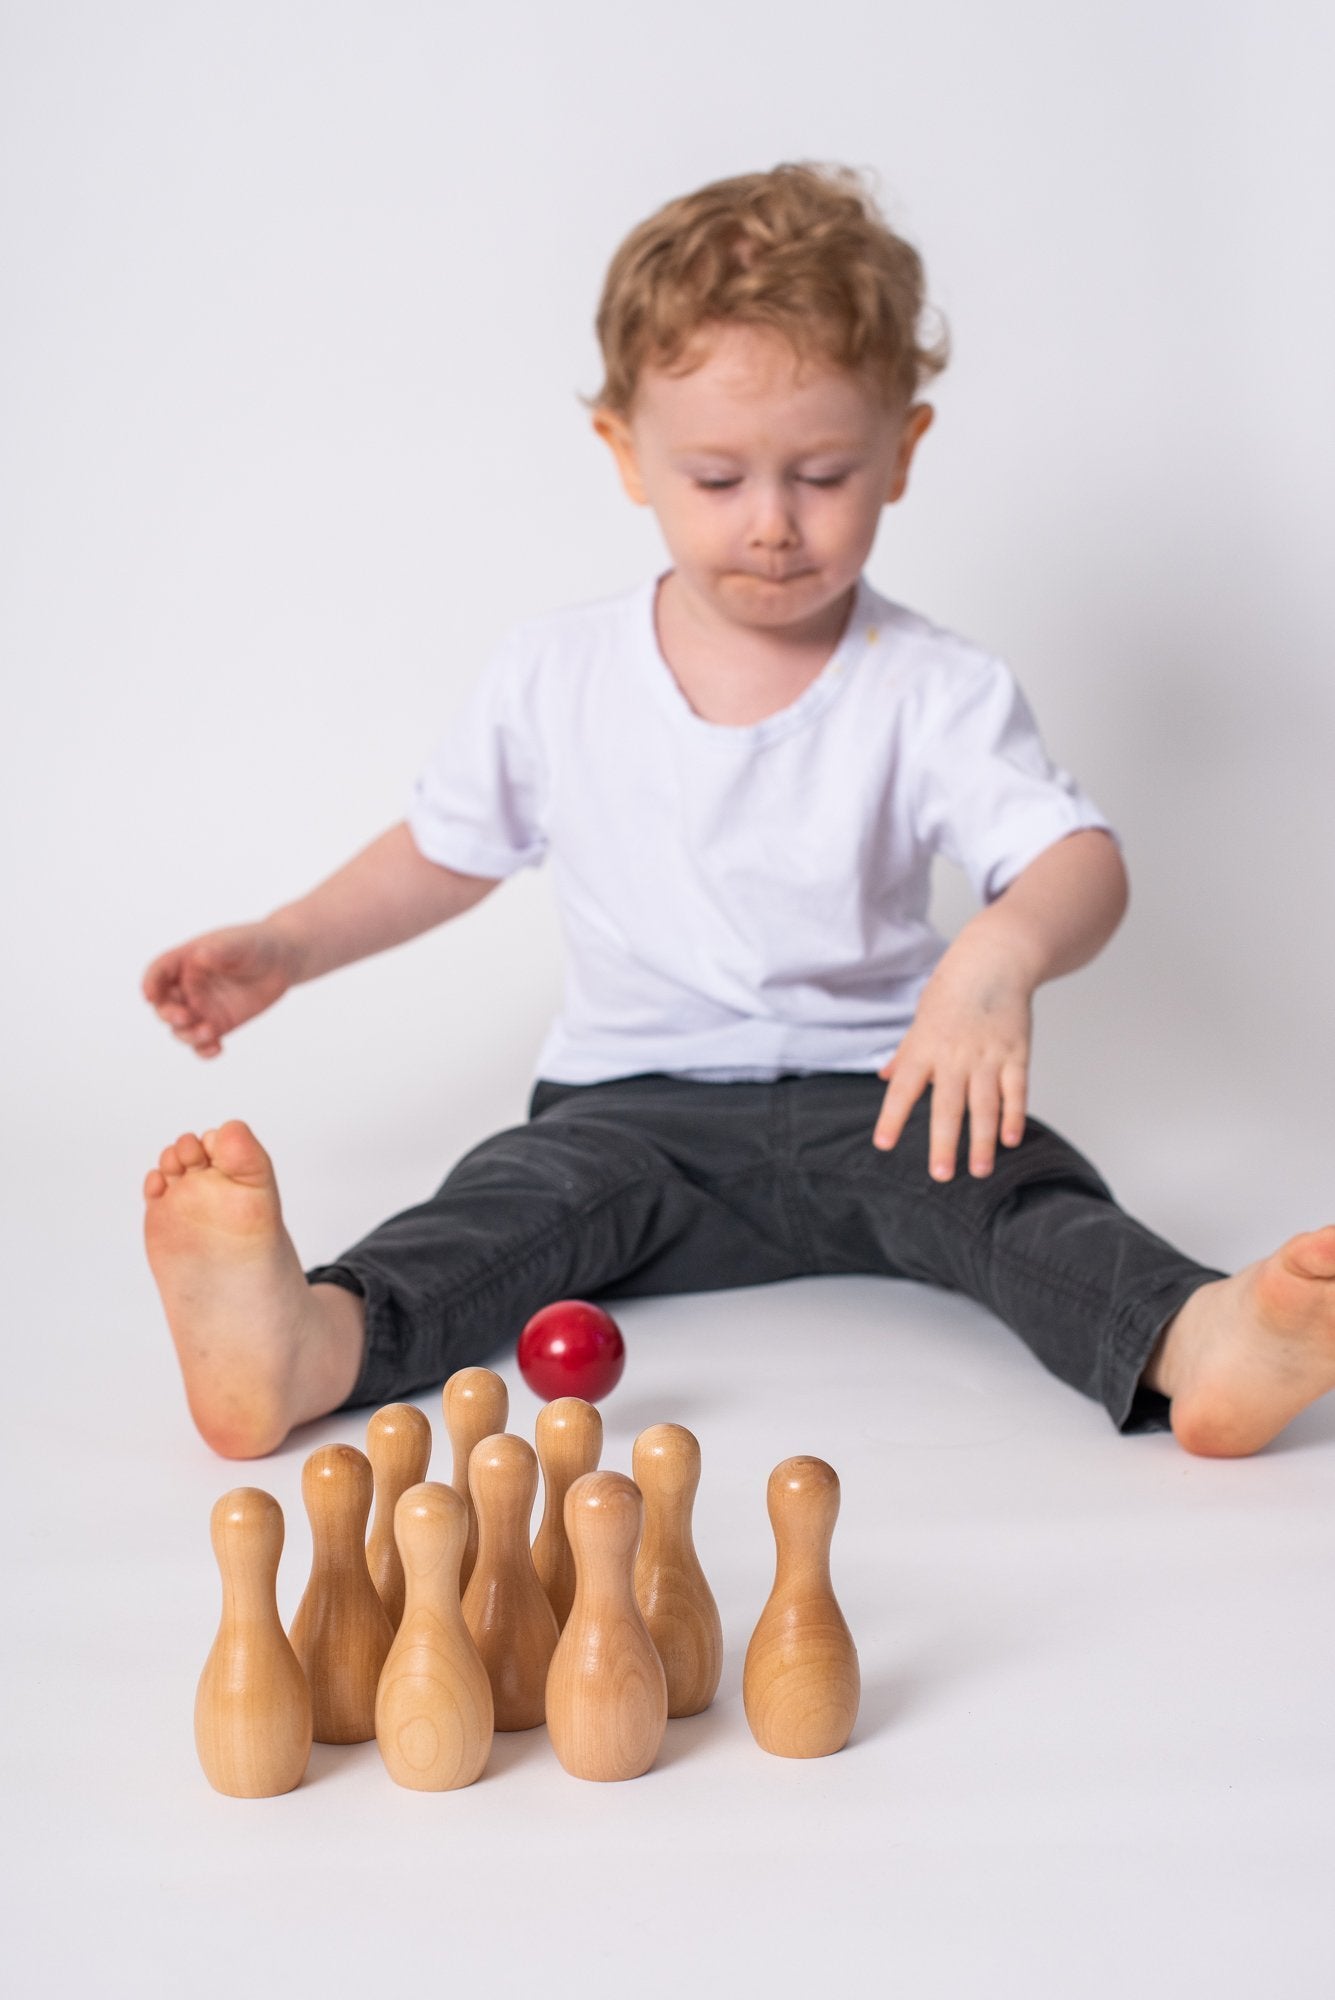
[
  {"x1": 1000, "y1": 1059, "x2": 1028, "y2": 1147},
  {"x1": 174, "y1": 1019, "x2": 218, "y2": 1049},
  {"x1": 173, "y1": 1021, "x2": 222, "y2": 1056},
  {"x1": 967, "y1": 1071, "x2": 1002, "y2": 1176},
  {"x1": 927, "y1": 1074, "x2": 966, "y2": 1181},
  {"x1": 142, "y1": 953, "x2": 181, "y2": 1003},
  {"x1": 872, "y1": 1061, "x2": 927, "y2": 1149}
]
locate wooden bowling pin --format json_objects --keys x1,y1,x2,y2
[
  {"x1": 195, "y1": 1487, "x2": 312, "y2": 1798},
  {"x1": 461, "y1": 1433, "x2": 559, "y2": 1730},
  {"x1": 375, "y1": 1482, "x2": 494, "y2": 1790},
  {"x1": 743, "y1": 1456, "x2": 860, "y2": 1758},
  {"x1": 289, "y1": 1444, "x2": 394, "y2": 1744},
  {"x1": 443, "y1": 1366, "x2": 509, "y2": 1593},
  {"x1": 366, "y1": 1403, "x2": 433, "y2": 1630},
  {"x1": 546, "y1": 1471, "x2": 668, "y2": 1781},
  {"x1": 632, "y1": 1424, "x2": 723, "y2": 1718},
  {"x1": 532, "y1": 1397, "x2": 603, "y2": 1629}
]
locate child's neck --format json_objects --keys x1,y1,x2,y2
[{"x1": 654, "y1": 572, "x2": 854, "y2": 727}]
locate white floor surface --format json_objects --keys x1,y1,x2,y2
[{"x1": 7, "y1": 1144, "x2": 1335, "y2": 2000}]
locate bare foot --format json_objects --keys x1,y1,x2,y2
[
  {"x1": 1147, "y1": 1225, "x2": 1335, "y2": 1456},
  {"x1": 143, "y1": 1120, "x2": 364, "y2": 1458}
]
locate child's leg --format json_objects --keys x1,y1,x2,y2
[
  {"x1": 305, "y1": 1075, "x2": 811, "y2": 1413},
  {"x1": 789, "y1": 1074, "x2": 1335, "y2": 1455},
  {"x1": 148, "y1": 1078, "x2": 1335, "y2": 1463},
  {"x1": 144, "y1": 1078, "x2": 808, "y2": 1458}
]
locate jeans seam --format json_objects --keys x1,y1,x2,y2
[{"x1": 773, "y1": 1083, "x2": 822, "y2": 1270}]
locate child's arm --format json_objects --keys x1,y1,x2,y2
[
  {"x1": 872, "y1": 828, "x2": 1128, "y2": 1180},
  {"x1": 142, "y1": 822, "x2": 499, "y2": 1059}
]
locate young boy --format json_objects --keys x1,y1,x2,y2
[{"x1": 142, "y1": 163, "x2": 1335, "y2": 1464}]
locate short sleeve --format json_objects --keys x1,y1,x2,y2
[
  {"x1": 407, "y1": 634, "x2": 548, "y2": 878},
  {"x1": 910, "y1": 653, "x2": 1116, "y2": 902}
]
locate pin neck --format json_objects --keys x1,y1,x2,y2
[{"x1": 772, "y1": 1541, "x2": 834, "y2": 1592}]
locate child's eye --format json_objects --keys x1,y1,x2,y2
[{"x1": 692, "y1": 474, "x2": 847, "y2": 492}]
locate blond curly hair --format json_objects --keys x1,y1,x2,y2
[{"x1": 588, "y1": 162, "x2": 949, "y2": 417}]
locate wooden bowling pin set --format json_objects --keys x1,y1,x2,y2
[{"x1": 195, "y1": 1366, "x2": 860, "y2": 1798}]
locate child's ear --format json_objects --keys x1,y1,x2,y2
[
  {"x1": 592, "y1": 408, "x2": 649, "y2": 506},
  {"x1": 885, "y1": 402, "x2": 935, "y2": 505}
]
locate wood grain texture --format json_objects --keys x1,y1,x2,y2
[
  {"x1": 195, "y1": 1487, "x2": 312, "y2": 1798},
  {"x1": 532, "y1": 1397, "x2": 603, "y2": 1629},
  {"x1": 547, "y1": 1471, "x2": 668, "y2": 1781},
  {"x1": 632, "y1": 1423, "x2": 723, "y2": 1717},
  {"x1": 365, "y1": 1403, "x2": 433, "y2": 1631},
  {"x1": 443, "y1": 1367, "x2": 509, "y2": 1595},
  {"x1": 375, "y1": 1482, "x2": 494, "y2": 1789},
  {"x1": 461, "y1": 1433, "x2": 559, "y2": 1730},
  {"x1": 289, "y1": 1444, "x2": 393, "y2": 1744},
  {"x1": 743, "y1": 1456, "x2": 859, "y2": 1758}
]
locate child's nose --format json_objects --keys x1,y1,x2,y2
[{"x1": 747, "y1": 483, "x2": 800, "y2": 549}]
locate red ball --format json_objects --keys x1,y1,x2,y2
[{"x1": 517, "y1": 1299, "x2": 626, "y2": 1404}]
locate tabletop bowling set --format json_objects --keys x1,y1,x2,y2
[{"x1": 194, "y1": 1305, "x2": 860, "y2": 1798}]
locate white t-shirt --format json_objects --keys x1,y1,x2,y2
[{"x1": 409, "y1": 571, "x2": 1114, "y2": 1084}]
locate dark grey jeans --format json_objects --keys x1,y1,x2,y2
[{"x1": 309, "y1": 1072, "x2": 1224, "y2": 1433}]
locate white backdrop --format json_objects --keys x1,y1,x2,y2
[
  {"x1": 7, "y1": 0, "x2": 1333, "y2": 1292},
  {"x1": 4, "y1": 3, "x2": 1334, "y2": 1991}
]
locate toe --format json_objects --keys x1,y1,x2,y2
[
  {"x1": 175, "y1": 1132, "x2": 208, "y2": 1170},
  {"x1": 1284, "y1": 1225, "x2": 1335, "y2": 1282},
  {"x1": 144, "y1": 1168, "x2": 167, "y2": 1200},
  {"x1": 159, "y1": 1144, "x2": 184, "y2": 1179},
  {"x1": 209, "y1": 1119, "x2": 276, "y2": 1189}
]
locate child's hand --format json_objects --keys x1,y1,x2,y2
[
  {"x1": 872, "y1": 935, "x2": 1033, "y2": 1180},
  {"x1": 142, "y1": 923, "x2": 300, "y2": 1059}
]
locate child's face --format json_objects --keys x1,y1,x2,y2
[{"x1": 594, "y1": 323, "x2": 933, "y2": 638}]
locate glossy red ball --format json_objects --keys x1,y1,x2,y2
[{"x1": 517, "y1": 1300, "x2": 626, "y2": 1403}]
